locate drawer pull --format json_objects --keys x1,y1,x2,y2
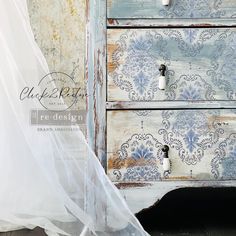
[
  {"x1": 162, "y1": 145, "x2": 171, "y2": 176},
  {"x1": 159, "y1": 64, "x2": 167, "y2": 90},
  {"x1": 162, "y1": 0, "x2": 170, "y2": 6}
]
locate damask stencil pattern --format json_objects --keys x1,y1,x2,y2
[
  {"x1": 108, "y1": 133, "x2": 163, "y2": 181},
  {"x1": 107, "y1": 110, "x2": 236, "y2": 181},
  {"x1": 208, "y1": 30, "x2": 236, "y2": 100},
  {"x1": 109, "y1": 30, "x2": 169, "y2": 101},
  {"x1": 108, "y1": 28, "x2": 236, "y2": 102},
  {"x1": 212, "y1": 133, "x2": 236, "y2": 179},
  {"x1": 108, "y1": 0, "x2": 236, "y2": 19},
  {"x1": 159, "y1": 0, "x2": 226, "y2": 18},
  {"x1": 159, "y1": 110, "x2": 224, "y2": 165}
]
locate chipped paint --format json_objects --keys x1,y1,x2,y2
[
  {"x1": 107, "y1": 0, "x2": 236, "y2": 19},
  {"x1": 115, "y1": 182, "x2": 152, "y2": 189}
]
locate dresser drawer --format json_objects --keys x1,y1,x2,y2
[
  {"x1": 107, "y1": 109, "x2": 236, "y2": 181},
  {"x1": 107, "y1": 28, "x2": 236, "y2": 102},
  {"x1": 108, "y1": 0, "x2": 236, "y2": 19}
]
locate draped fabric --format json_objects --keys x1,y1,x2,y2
[{"x1": 0, "y1": 1, "x2": 149, "y2": 235}]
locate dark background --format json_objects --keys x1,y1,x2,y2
[{"x1": 137, "y1": 187, "x2": 236, "y2": 236}]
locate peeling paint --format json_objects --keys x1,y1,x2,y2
[{"x1": 115, "y1": 182, "x2": 152, "y2": 189}]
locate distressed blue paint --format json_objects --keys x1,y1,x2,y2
[
  {"x1": 123, "y1": 166, "x2": 161, "y2": 181},
  {"x1": 133, "y1": 72, "x2": 150, "y2": 95},
  {"x1": 209, "y1": 30, "x2": 236, "y2": 100},
  {"x1": 108, "y1": 28, "x2": 236, "y2": 101},
  {"x1": 159, "y1": 110, "x2": 224, "y2": 165},
  {"x1": 112, "y1": 133, "x2": 163, "y2": 181},
  {"x1": 131, "y1": 144, "x2": 155, "y2": 160},
  {"x1": 184, "y1": 129, "x2": 200, "y2": 153},
  {"x1": 108, "y1": 110, "x2": 236, "y2": 181},
  {"x1": 183, "y1": 29, "x2": 199, "y2": 43},
  {"x1": 108, "y1": 0, "x2": 236, "y2": 19},
  {"x1": 222, "y1": 147, "x2": 236, "y2": 179},
  {"x1": 212, "y1": 133, "x2": 236, "y2": 179},
  {"x1": 167, "y1": 74, "x2": 216, "y2": 101},
  {"x1": 179, "y1": 85, "x2": 202, "y2": 100}
]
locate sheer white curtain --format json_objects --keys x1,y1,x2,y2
[{"x1": 0, "y1": 0, "x2": 149, "y2": 235}]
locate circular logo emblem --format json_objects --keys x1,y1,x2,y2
[{"x1": 38, "y1": 72, "x2": 79, "y2": 111}]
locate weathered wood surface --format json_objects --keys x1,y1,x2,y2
[
  {"x1": 107, "y1": 28, "x2": 236, "y2": 102},
  {"x1": 86, "y1": 0, "x2": 107, "y2": 167},
  {"x1": 108, "y1": 0, "x2": 236, "y2": 19},
  {"x1": 106, "y1": 101, "x2": 236, "y2": 109},
  {"x1": 107, "y1": 18, "x2": 236, "y2": 27},
  {"x1": 107, "y1": 109, "x2": 236, "y2": 181}
]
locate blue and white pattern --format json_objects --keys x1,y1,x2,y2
[
  {"x1": 208, "y1": 31, "x2": 236, "y2": 100},
  {"x1": 159, "y1": 0, "x2": 225, "y2": 18},
  {"x1": 211, "y1": 133, "x2": 236, "y2": 179},
  {"x1": 111, "y1": 30, "x2": 170, "y2": 101},
  {"x1": 166, "y1": 74, "x2": 216, "y2": 100},
  {"x1": 163, "y1": 28, "x2": 218, "y2": 57},
  {"x1": 123, "y1": 166, "x2": 161, "y2": 181},
  {"x1": 114, "y1": 133, "x2": 163, "y2": 181},
  {"x1": 109, "y1": 28, "x2": 234, "y2": 102},
  {"x1": 131, "y1": 144, "x2": 155, "y2": 161},
  {"x1": 159, "y1": 110, "x2": 224, "y2": 165}
]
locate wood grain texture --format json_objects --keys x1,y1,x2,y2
[
  {"x1": 108, "y1": 0, "x2": 236, "y2": 19},
  {"x1": 107, "y1": 109, "x2": 236, "y2": 181},
  {"x1": 106, "y1": 101, "x2": 236, "y2": 110},
  {"x1": 107, "y1": 18, "x2": 236, "y2": 27},
  {"x1": 107, "y1": 28, "x2": 236, "y2": 102},
  {"x1": 86, "y1": 0, "x2": 107, "y2": 167}
]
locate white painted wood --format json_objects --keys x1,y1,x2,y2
[{"x1": 86, "y1": 0, "x2": 107, "y2": 167}]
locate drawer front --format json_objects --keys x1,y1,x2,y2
[
  {"x1": 108, "y1": 0, "x2": 236, "y2": 19},
  {"x1": 107, "y1": 28, "x2": 236, "y2": 102},
  {"x1": 107, "y1": 109, "x2": 236, "y2": 181}
]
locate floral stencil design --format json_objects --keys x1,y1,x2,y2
[
  {"x1": 110, "y1": 30, "x2": 170, "y2": 101},
  {"x1": 166, "y1": 74, "x2": 216, "y2": 101},
  {"x1": 211, "y1": 133, "x2": 236, "y2": 179},
  {"x1": 110, "y1": 133, "x2": 163, "y2": 181},
  {"x1": 159, "y1": 110, "x2": 224, "y2": 165},
  {"x1": 159, "y1": 0, "x2": 225, "y2": 18},
  {"x1": 208, "y1": 31, "x2": 236, "y2": 100}
]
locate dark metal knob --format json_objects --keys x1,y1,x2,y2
[
  {"x1": 159, "y1": 64, "x2": 166, "y2": 76},
  {"x1": 162, "y1": 145, "x2": 169, "y2": 158}
]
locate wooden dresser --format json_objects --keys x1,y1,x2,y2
[{"x1": 87, "y1": 0, "x2": 236, "y2": 213}]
